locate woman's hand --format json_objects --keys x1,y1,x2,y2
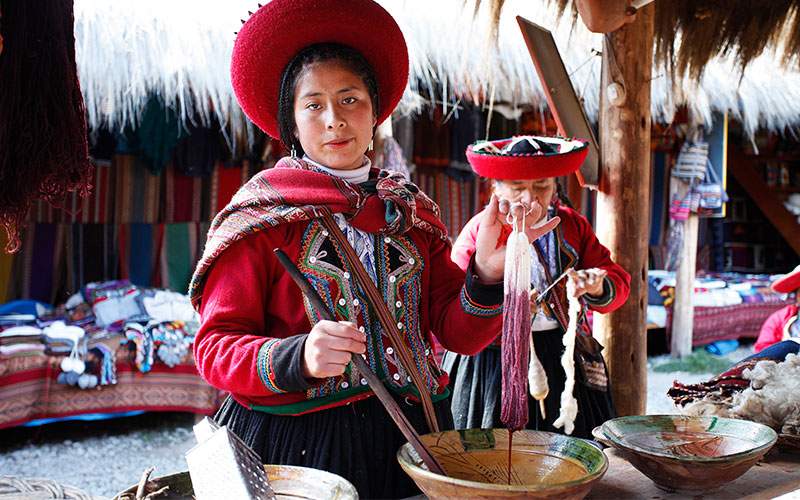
[
  {"x1": 567, "y1": 268, "x2": 607, "y2": 298},
  {"x1": 529, "y1": 288, "x2": 541, "y2": 315},
  {"x1": 473, "y1": 194, "x2": 560, "y2": 282},
  {"x1": 302, "y1": 320, "x2": 366, "y2": 379}
]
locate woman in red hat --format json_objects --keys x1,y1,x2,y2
[
  {"x1": 442, "y1": 136, "x2": 631, "y2": 439},
  {"x1": 188, "y1": 1, "x2": 557, "y2": 496},
  {"x1": 754, "y1": 265, "x2": 800, "y2": 353}
]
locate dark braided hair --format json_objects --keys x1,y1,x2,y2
[{"x1": 277, "y1": 43, "x2": 379, "y2": 156}]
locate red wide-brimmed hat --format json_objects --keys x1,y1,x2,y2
[
  {"x1": 231, "y1": 0, "x2": 408, "y2": 139},
  {"x1": 772, "y1": 265, "x2": 800, "y2": 293},
  {"x1": 465, "y1": 136, "x2": 589, "y2": 180}
]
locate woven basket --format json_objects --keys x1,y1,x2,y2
[{"x1": 0, "y1": 477, "x2": 101, "y2": 500}]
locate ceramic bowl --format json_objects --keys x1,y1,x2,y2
[
  {"x1": 113, "y1": 465, "x2": 358, "y2": 500},
  {"x1": 601, "y1": 414, "x2": 778, "y2": 494},
  {"x1": 397, "y1": 428, "x2": 608, "y2": 500}
]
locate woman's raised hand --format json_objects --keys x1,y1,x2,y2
[
  {"x1": 302, "y1": 320, "x2": 366, "y2": 379},
  {"x1": 567, "y1": 268, "x2": 607, "y2": 298},
  {"x1": 473, "y1": 194, "x2": 560, "y2": 282}
]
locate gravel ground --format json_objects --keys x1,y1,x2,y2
[{"x1": 0, "y1": 342, "x2": 757, "y2": 499}]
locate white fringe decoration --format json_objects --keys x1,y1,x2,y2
[
  {"x1": 553, "y1": 278, "x2": 580, "y2": 435},
  {"x1": 73, "y1": 0, "x2": 800, "y2": 147}
]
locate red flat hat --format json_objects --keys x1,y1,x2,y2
[
  {"x1": 231, "y1": 0, "x2": 408, "y2": 139},
  {"x1": 465, "y1": 136, "x2": 589, "y2": 180},
  {"x1": 771, "y1": 265, "x2": 800, "y2": 293}
]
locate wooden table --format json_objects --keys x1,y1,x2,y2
[{"x1": 588, "y1": 448, "x2": 800, "y2": 499}]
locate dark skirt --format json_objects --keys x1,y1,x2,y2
[
  {"x1": 441, "y1": 328, "x2": 616, "y2": 440},
  {"x1": 214, "y1": 391, "x2": 453, "y2": 499}
]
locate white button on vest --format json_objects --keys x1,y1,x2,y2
[
  {"x1": 397, "y1": 322, "x2": 403, "y2": 329},
  {"x1": 309, "y1": 257, "x2": 316, "y2": 263},
  {"x1": 389, "y1": 276, "x2": 396, "y2": 283},
  {"x1": 338, "y1": 298, "x2": 346, "y2": 306},
  {"x1": 395, "y1": 301, "x2": 402, "y2": 308},
  {"x1": 360, "y1": 378, "x2": 367, "y2": 385},
  {"x1": 322, "y1": 230, "x2": 329, "y2": 236},
  {"x1": 409, "y1": 258, "x2": 415, "y2": 265},
  {"x1": 386, "y1": 347, "x2": 394, "y2": 354},
  {"x1": 353, "y1": 299, "x2": 360, "y2": 306},
  {"x1": 343, "y1": 272, "x2": 350, "y2": 279},
  {"x1": 384, "y1": 237, "x2": 391, "y2": 243},
  {"x1": 393, "y1": 373, "x2": 400, "y2": 380},
  {"x1": 341, "y1": 382, "x2": 349, "y2": 388}
]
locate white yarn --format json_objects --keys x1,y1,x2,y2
[
  {"x1": 528, "y1": 333, "x2": 549, "y2": 417},
  {"x1": 553, "y1": 279, "x2": 580, "y2": 435}
]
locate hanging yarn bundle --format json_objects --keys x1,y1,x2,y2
[
  {"x1": 553, "y1": 278, "x2": 581, "y2": 435},
  {"x1": 0, "y1": 0, "x2": 93, "y2": 253},
  {"x1": 500, "y1": 208, "x2": 532, "y2": 432}
]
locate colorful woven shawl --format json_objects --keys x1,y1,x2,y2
[{"x1": 189, "y1": 157, "x2": 447, "y2": 310}]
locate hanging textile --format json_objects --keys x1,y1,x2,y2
[{"x1": 0, "y1": 0, "x2": 93, "y2": 252}]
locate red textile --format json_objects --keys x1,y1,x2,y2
[
  {"x1": 0, "y1": 353, "x2": 220, "y2": 430},
  {"x1": 194, "y1": 223, "x2": 501, "y2": 414},
  {"x1": 754, "y1": 304, "x2": 798, "y2": 353},
  {"x1": 452, "y1": 204, "x2": 630, "y2": 316},
  {"x1": 664, "y1": 298, "x2": 795, "y2": 348},
  {"x1": 231, "y1": 0, "x2": 407, "y2": 138}
]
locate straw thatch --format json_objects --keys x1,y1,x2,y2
[
  {"x1": 541, "y1": 0, "x2": 800, "y2": 80},
  {"x1": 73, "y1": 0, "x2": 800, "y2": 150}
]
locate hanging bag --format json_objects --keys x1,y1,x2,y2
[
  {"x1": 673, "y1": 130, "x2": 709, "y2": 181},
  {"x1": 695, "y1": 161, "x2": 729, "y2": 211}
]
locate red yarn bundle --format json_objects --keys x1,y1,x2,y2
[
  {"x1": 500, "y1": 223, "x2": 532, "y2": 432},
  {"x1": 0, "y1": 0, "x2": 92, "y2": 252}
]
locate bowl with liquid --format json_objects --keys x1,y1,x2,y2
[
  {"x1": 113, "y1": 465, "x2": 358, "y2": 500},
  {"x1": 601, "y1": 414, "x2": 778, "y2": 494},
  {"x1": 396, "y1": 428, "x2": 608, "y2": 499}
]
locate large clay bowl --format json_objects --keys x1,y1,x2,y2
[
  {"x1": 397, "y1": 428, "x2": 608, "y2": 499},
  {"x1": 114, "y1": 465, "x2": 358, "y2": 499},
  {"x1": 602, "y1": 414, "x2": 778, "y2": 495}
]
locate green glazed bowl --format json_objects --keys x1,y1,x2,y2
[
  {"x1": 397, "y1": 428, "x2": 608, "y2": 500},
  {"x1": 602, "y1": 414, "x2": 778, "y2": 494}
]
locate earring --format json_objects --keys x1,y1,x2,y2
[
  {"x1": 368, "y1": 140, "x2": 374, "y2": 152},
  {"x1": 290, "y1": 144, "x2": 297, "y2": 159}
]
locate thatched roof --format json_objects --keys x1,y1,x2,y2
[
  {"x1": 74, "y1": 0, "x2": 800, "y2": 149},
  {"x1": 546, "y1": 0, "x2": 800, "y2": 80}
]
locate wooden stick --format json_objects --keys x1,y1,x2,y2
[
  {"x1": 318, "y1": 215, "x2": 440, "y2": 433},
  {"x1": 273, "y1": 248, "x2": 447, "y2": 476}
]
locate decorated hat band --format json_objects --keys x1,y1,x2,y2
[
  {"x1": 465, "y1": 135, "x2": 589, "y2": 180},
  {"x1": 231, "y1": 0, "x2": 409, "y2": 139},
  {"x1": 771, "y1": 264, "x2": 800, "y2": 294}
]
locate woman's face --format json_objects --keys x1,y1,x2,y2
[
  {"x1": 293, "y1": 60, "x2": 377, "y2": 170},
  {"x1": 493, "y1": 178, "x2": 557, "y2": 223}
]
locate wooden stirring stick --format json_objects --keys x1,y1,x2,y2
[{"x1": 273, "y1": 249, "x2": 447, "y2": 476}]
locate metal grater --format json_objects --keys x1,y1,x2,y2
[{"x1": 185, "y1": 417, "x2": 277, "y2": 500}]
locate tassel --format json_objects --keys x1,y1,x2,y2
[{"x1": 500, "y1": 208, "x2": 532, "y2": 432}]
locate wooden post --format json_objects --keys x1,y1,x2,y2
[
  {"x1": 671, "y1": 179, "x2": 698, "y2": 357},
  {"x1": 593, "y1": 4, "x2": 654, "y2": 417}
]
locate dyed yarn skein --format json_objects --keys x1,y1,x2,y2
[
  {"x1": 553, "y1": 279, "x2": 580, "y2": 435},
  {"x1": 500, "y1": 212, "x2": 532, "y2": 432}
]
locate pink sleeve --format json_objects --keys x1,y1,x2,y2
[
  {"x1": 754, "y1": 307, "x2": 790, "y2": 353},
  {"x1": 451, "y1": 212, "x2": 482, "y2": 271}
]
